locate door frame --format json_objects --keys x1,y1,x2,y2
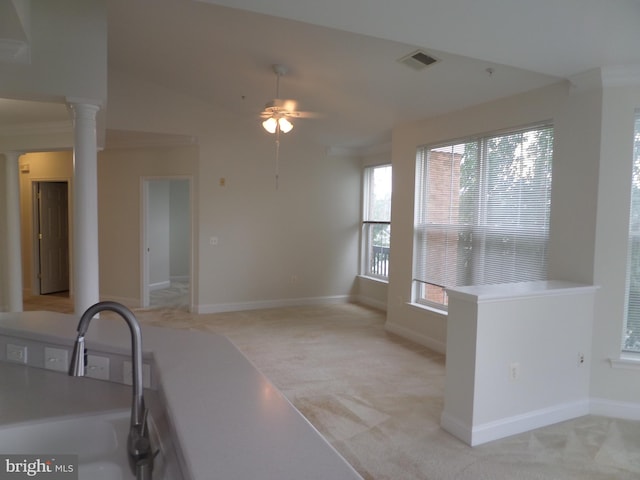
[
  {"x1": 140, "y1": 176, "x2": 194, "y2": 309},
  {"x1": 31, "y1": 178, "x2": 72, "y2": 296}
]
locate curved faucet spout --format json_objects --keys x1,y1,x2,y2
[{"x1": 69, "y1": 301, "x2": 153, "y2": 478}]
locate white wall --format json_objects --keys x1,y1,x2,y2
[
  {"x1": 591, "y1": 82, "x2": 640, "y2": 410},
  {"x1": 169, "y1": 180, "x2": 190, "y2": 279},
  {"x1": 387, "y1": 82, "x2": 572, "y2": 353},
  {"x1": 387, "y1": 71, "x2": 640, "y2": 415},
  {"x1": 105, "y1": 70, "x2": 361, "y2": 311},
  {"x1": 148, "y1": 180, "x2": 171, "y2": 288},
  {"x1": 97, "y1": 146, "x2": 197, "y2": 305}
]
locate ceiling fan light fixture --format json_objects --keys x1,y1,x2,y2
[
  {"x1": 262, "y1": 115, "x2": 294, "y2": 134},
  {"x1": 262, "y1": 117, "x2": 278, "y2": 133},
  {"x1": 278, "y1": 117, "x2": 293, "y2": 133}
]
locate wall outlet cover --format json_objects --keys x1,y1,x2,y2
[
  {"x1": 86, "y1": 354, "x2": 110, "y2": 381},
  {"x1": 44, "y1": 347, "x2": 69, "y2": 372},
  {"x1": 7, "y1": 344, "x2": 27, "y2": 364}
]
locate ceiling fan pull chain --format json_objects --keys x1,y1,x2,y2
[{"x1": 275, "y1": 129, "x2": 281, "y2": 190}]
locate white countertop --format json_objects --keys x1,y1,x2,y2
[{"x1": 0, "y1": 311, "x2": 363, "y2": 480}]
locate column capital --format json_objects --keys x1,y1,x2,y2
[
  {"x1": 65, "y1": 98, "x2": 102, "y2": 121},
  {"x1": 65, "y1": 97, "x2": 102, "y2": 109}
]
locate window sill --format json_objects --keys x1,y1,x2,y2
[
  {"x1": 407, "y1": 301, "x2": 448, "y2": 317},
  {"x1": 357, "y1": 275, "x2": 388, "y2": 285},
  {"x1": 609, "y1": 354, "x2": 640, "y2": 370}
]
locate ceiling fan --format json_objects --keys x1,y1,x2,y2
[
  {"x1": 259, "y1": 64, "x2": 319, "y2": 189},
  {"x1": 260, "y1": 64, "x2": 319, "y2": 134}
]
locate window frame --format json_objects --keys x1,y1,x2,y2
[
  {"x1": 412, "y1": 123, "x2": 554, "y2": 311},
  {"x1": 623, "y1": 110, "x2": 640, "y2": 353},
  {"x1": 361, "y1": 164, "x2": 392, "y2": 281}
]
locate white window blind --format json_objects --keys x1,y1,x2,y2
[
  {"x1": 624, "y1": 111, "x2": 640, "y2": 352},
  {"x1": 413, "y1": 125, "x2": 553, "y2": 308}
]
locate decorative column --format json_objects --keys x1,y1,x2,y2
[
  {"x1": 4, "y1": 151, "x2": 23, "y2": 312},
  {"x1": 67, "y1": 100, "x2": 101, "y2": 314}
]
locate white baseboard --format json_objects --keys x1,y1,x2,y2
[
  {"x1": 355, "y1": 294, "x2": 387, "y2": 312},
  {"x1": 590, "y1": 397, "x2": 640, "y2": 420},
  {"x1": 384, "y1": 322, "x2": 446, "y2": 354},
  {"x1": 441, "y1": 399, "x2": 590, "y2": 446},
  {"x1": 196, "y1": 295, "x2": 353, "y2": 314},
  {"x1": 440, "y1": 411, "x2": 473, "y2": 445}
]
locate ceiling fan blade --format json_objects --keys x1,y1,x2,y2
[{"x1": 285, "y1": 111, "x2": 323, "y2": 119}]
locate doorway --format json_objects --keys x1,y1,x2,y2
[
  {"x1": 33, "y1": 181, "x2": 70, "y2": 295},
  {"x1": 141, "y1": 177, "x2": 192, "y2": 309}
]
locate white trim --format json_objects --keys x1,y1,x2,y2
[
  {"x1": 590, "y1": 397, "x2": 640, "y2": 420},
  {"x1": 355, "y1": 294, "x2": 387, "y2": 312},
  {"x1": 196, "y1": 295, "x2": 354, "y2": 314},
  {"x1": 407, "y1": 301, "x2": 447, "y2": 316},
  {"x1": 446, "y1": 281, "x2": 598, "y2": 304},
  {"x1": 609, "y1": 355, "x2": 640, "y2": 370},
  {"x1": 384, "y1": 321, "x2": 446, "y2": 354},
  {"x1": 441, "y1": 400, "x2": 590, "y2": 446},
  {"x1": 440, "y1": 411, "x2": 473, "y2": 445}
]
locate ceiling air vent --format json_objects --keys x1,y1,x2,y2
[{"x1": 398, "y1": 50, "x2": 439, "y2": 71}]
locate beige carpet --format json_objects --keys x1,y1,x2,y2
[{"x1": 24, "y1": 294, "x2": 640, "y2": 479}]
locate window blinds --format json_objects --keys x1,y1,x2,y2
[
  {"x1": 624, "y1": 111, "x2": 640, "y2": 352},
  {"x1": 414, "y1": 125, "x2": 553, "y2": 301}
]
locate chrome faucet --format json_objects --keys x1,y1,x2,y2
[{"x1": 69, "y1": 301, "x2": 154, "y2": 480}]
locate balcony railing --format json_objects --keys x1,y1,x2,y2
[{"x1": 370, "y1": 245, "x2": 390, "y2": 278}]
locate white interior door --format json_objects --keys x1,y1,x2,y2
[{"x1": 37, "y1": 181, "x2": 70, "y2": 294}]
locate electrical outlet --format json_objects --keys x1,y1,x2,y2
[
  {"x1": 509, "y1": 362, "x2": 520, "y2": 381},
  {"x1": 86, "y1": 354, "x2": 110, "y2": 380},
  {"x1": 123, "y1": 361, "x2": 152, "y2": 388},
  {"x1": 578, "y1": 352, "x2": 585, "y2": 367},
  {"x1": 7, "y1": 344, "x2": 27, "y2": 364},
  {"x1": 44, "y1": 347, "x2": 69, "y2": 372}
]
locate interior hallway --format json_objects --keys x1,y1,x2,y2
[{"x1": 22, "y1": 294, "x2": 640, "y2": 479}]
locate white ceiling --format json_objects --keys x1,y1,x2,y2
[{"x1": 3, "y1": 0, "x2": 640, "y2": 151}]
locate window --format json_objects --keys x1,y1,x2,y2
[
  {"x1": 413, "y1": 124, "x2": 554, "y2": 309},
  {"x1": 624, "y1": 111, "x2": 640, "y2": 352},
  {"x1": 362, "y1": 164, "x2": 392, "y2": 280}
]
